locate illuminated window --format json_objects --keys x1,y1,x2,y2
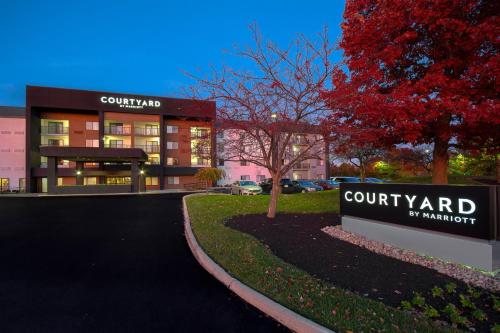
[
  {"x1": 240, "y1": 175, "x2": 250, "y2": 181},
  {"x1": 166, "y1": 157, "x2": 178, "y2": 166},
  {"x1": 145, "y1": 177, "x2": 159, "y2": 186},
  {"x1": 0, "y1": 178, "x2": 9, "y2": 192},
  {"x1": 84, "y1": 177, "x2": 97, "y2": 185}
]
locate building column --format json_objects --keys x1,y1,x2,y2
[
  {"x1": 99, "y1": 110, "x2": 105, "y2": 171},
  {"x1": 47, "y1": 156, "x2": 57, "y2": 193},
  {"x1": 75, "y1": 161, "x2": 84, "y2": 185},
  {"x1": 159, "y1": 115, "x2": 165, "y2": 189},
  {"x1": 131, "y1": 159, "x2": 139, "y2": 193}
]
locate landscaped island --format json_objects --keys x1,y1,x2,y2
[{"x1": 186, "y1": 191, "x2": 499, "y2": 333}]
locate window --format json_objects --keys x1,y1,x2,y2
[
  {"x1": 86, "y1": 121, "x2": 99, "y2": 131},
  {"x1": 145, "y1": 141, "x2": 159, "y2": 153},
  {"x1": 166, "y1": 157, "x2": 179, "y2": 166},
  {"x1": 47, "y1": 121, "x2": 64, "y2": 134},
  {"x1": 108, "y1": 140, "x2": 124, "y2": 148},
  {"x1": 18, "y1": 178, "x2": 25, "y2": 192},
  {"x1": 240, "y1": 160, "x2": 248, "y2": 166},
  {"x1": 144, "y1": 124, "x2": 159, "y2": 136},
  {"x1": 0, "y1": 178, "x2": 9, "y2": 192},
  {"x1": 217, "y1": 131, "x2": 224, "y2": 139},
  {"x1": 57, "y1": 177, "x2": 64, "y2": 186},
  {"x1": 109, "y1": 123, "x2": 123, "y2": 135},
  {"x1": 218, "y1": 159, "x2": 224, "y2": 166},
  {"x1": 167, "y1": 141, "x2": 178, "y2": 149},
  {"x1": 106, "y1": 177, "x2": 131, "y2": 185},
  {"x1": 145, "y1": 177, "x2": 159, "y2": 186},
  {"x1": 256, "y1": 175, "x2": 266, "y2": 182},
  {"x1": 85, "y1": 139, "x2": 99, "y2": 148},
  {"x1": 166, "y1": 125, "x2": 178, "y2": 134},
  {"x1": 84, "y1": 177, "x2": 97, "y2": 185},
  {"x1": 167, "y1": 176, "x2": 179, "y2": 185},
  {"x1": 240, "y1": 175, "x2": 250, "y2": 181}
]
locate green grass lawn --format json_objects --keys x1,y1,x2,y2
[{"x1": 186, "y1": 191, "x2": 460, "y2": 333}]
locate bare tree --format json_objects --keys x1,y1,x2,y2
[{"x1": 187, "y1": 25, "x2": 334, "y2": 218}]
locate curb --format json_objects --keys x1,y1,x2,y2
[{"x1": 182, "y1": 193, "x2": 334, "y2": 333}]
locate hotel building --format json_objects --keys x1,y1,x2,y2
[
  {"x1": 217, "y1": 131, "x2": 329, "y2": 185},
  {"x1": 21, "y1": 86, "x2": 215, "y2": 193},
  {"x1": 0, "y1": 106, "x2": 26, "y2": 192}
]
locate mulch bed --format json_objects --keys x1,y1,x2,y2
[{"x1": 226, "y1": 213, "x2": 500, "y2": 332}]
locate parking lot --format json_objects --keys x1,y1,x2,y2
[{"x1": 0, "y1": 193, "x2": 286, "y2": 333}]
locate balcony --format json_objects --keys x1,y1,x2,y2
[
  {"x1": 104, "y1": 126, "x2": 132, "y2": 135},
  {"x1": 291, "y1": 137, "x2": 309, "y2": 145},
  {"x1": 41, "y1": 126, "x2": 69, "y2": 135},
  {"x1": 134, "y1": 127, "x2": 160, "y2": 136},
  {"x1": 135, "y1": 145, "x2": 160, "y2": 153}
]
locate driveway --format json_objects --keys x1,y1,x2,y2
[{"x1": 0, "y1": 193, "x2": 287, "y2": 332}]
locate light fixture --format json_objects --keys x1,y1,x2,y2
[
  {"x1": 76, "y1": 170, "x2": 82, "y2": 176},
  {"x1": 139, "y1": 170, "x2": 145, "y2": 175},
  {"x1": 271, "y1": 113, "x2": 277, "y2": 119}
]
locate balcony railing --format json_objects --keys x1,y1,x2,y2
[
  {"x1": 40, "y1": 143, "x2": 69, "y2": 147},
  {"x1": 135, "y1": 145, "x2": 160, "y2": 153},
  {"x1": 41, "y1": 126, "x2": 69, "y2": 135},
  {"x1": 104, "y1": 143, "x2": 131, "y2": 149},
  {"x1": 104, "y1": 126, "x2": 132, "y2": 135},
  {"x1": 134, "y1": 127, "x2": 160, "y2": 136},
  {"x1": 191, "y1": 132, "x2": 210, "y2": 139}
]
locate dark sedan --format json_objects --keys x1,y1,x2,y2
[{"x1": 259, "y1": 178, "x2": 300, "y2": 194}]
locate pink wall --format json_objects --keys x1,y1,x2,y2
[
  {"x1": 219, "y1": 160, "x2": 271, "y2": 185},
  {"x1": 0, "y1": 117, "x2": 26, "y2": 191}
]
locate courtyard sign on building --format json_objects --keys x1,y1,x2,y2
[
  {"x1": 100, "y1": 96, "x2": 161, "y2": 109},
  {"x1": 340, "y1": 183, "x2": 496, "y2": 240}
]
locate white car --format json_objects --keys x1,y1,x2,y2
[{"x1": 230, "y1": 180, "x2": 263, "y2": 195}]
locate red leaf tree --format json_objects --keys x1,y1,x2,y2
[
  {"x1": 188, "y1": 26, "x2": 334, "y2": 218},
  {"x1": 324, "y1": 0, "x2": 500, "y2": 184}
]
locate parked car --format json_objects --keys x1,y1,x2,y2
[
  {"x1": 313, "y1": 179, "x2": 338, "y2": 190},
  {"x1": 293, "y1": 180, "x2": 323, "y2": 193},
  {"x1": 259, "y1": 178, "x2": 300, "y2": 194},
  {"x1": 365, "y1": 177, "x2": 385, "y2": 183},
  {"x1": 330, "y1": 176, "x2": 361, "y2": 184},
  {"x1": 230, "y1": 180, "x2": 262, "y2": 195}
]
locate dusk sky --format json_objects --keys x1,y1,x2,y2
[{"x1": 0, "y1": 0, "x2": 345, "y2": 107}]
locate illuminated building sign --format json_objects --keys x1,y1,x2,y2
[
  {"x1": 340, "y1": 183, "x2": 496, "y2": 240},
  {"x1": 100, "y1": 96, "x2": 161, "y2": 109}
]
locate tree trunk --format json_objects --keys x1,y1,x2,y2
[
  {"x1": 496, "y1": 154, "x2": 500, "y2": 184},
  {"x1": 267, "y1": 174, "x2": 280, "y2": 219},
  {"x1": 359, "y1": 161, "x2": 366, "y2": 182},
  {"x1": 432, "y1": 137, "x2": 449, "y2": 184}
]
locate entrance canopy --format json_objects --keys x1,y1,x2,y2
[{"x1": 39, "y1": 146, "x2": 148, "y2": 162}]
